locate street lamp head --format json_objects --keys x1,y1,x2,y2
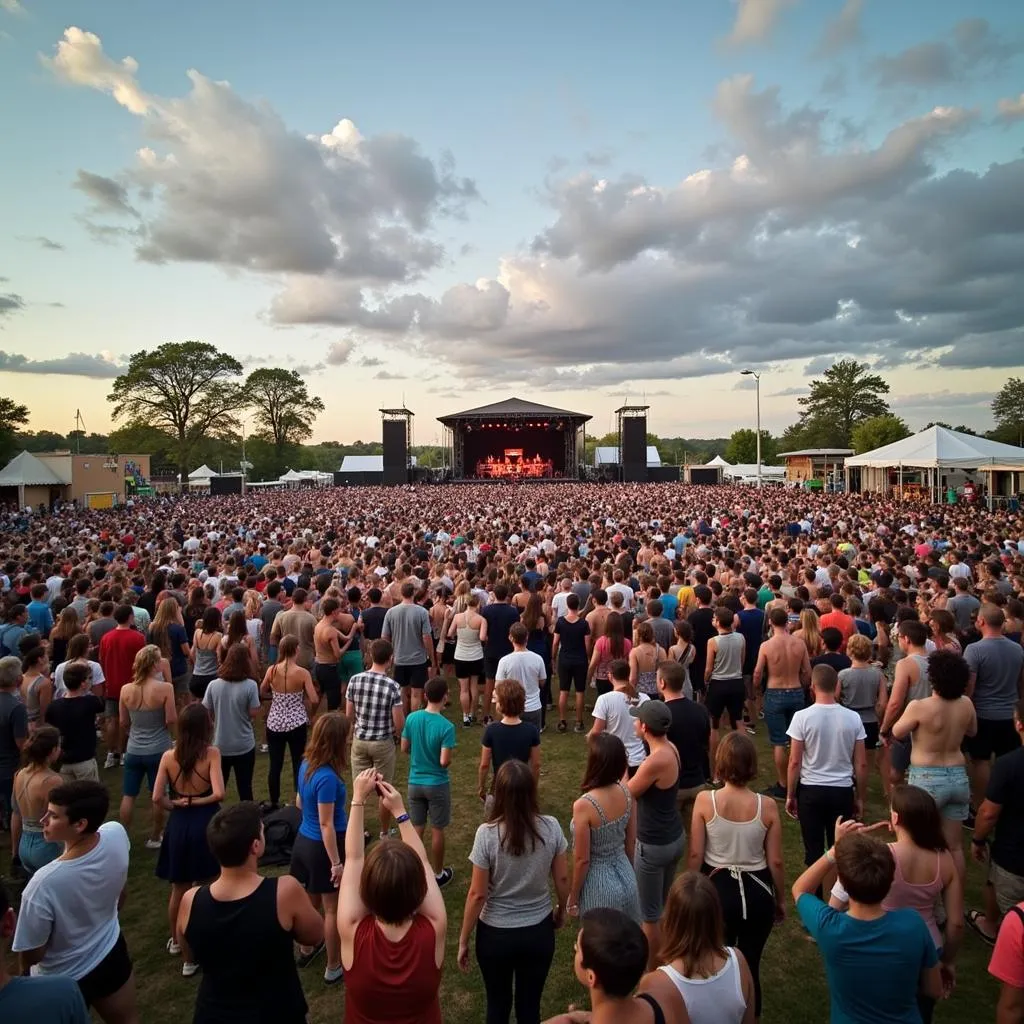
[{"x1": 740, "y1": 369, "x2": 753, "y2": 375}]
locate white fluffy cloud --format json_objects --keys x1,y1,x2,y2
[
  {"x1": 0, "y1": 350, "x2": 125, "y2": 376},
  {"x1": 815, "y1": 0, "x2": 863, "y2": 57},
  {"x1": 724, "y1": 0, "x2": 798, "y2": 47},
  {"x1": 998, "y1": 94, "x2": 1024, "y2": 122}
]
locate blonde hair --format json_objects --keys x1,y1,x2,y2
[
  {"x1": 799, "y1": 608, "x2": 822, "y2": 657},
  {"x1": 846, "y1": 634, "x2": 872, "y2": 661},
  {"x1": 132, "y1": 644, "x2": 163, "y2": 686}
]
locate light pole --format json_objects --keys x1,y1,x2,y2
[{"x1": 740, "y1": 369, "x2": 762, "y2": 489}]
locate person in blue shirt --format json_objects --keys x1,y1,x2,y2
[
  {"x1": 401, "y1": 675, "x2": 457, "y2": 888},
  {"x1": 26, "y1": 585, "x2": 54, "y2": 639},
  {"x1": 0, "y1": 880, "x2": 90, "y2": 1023},
  {"x1": 291, "y1": 712, "x2": 350, "y2": 985},
  {"x1": 793, "y1": 819, "x2": 942, "y2": 1023}
]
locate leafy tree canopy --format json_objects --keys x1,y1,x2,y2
[
  {"x1": 851, "y1": 414, "x2": 911, "y2": 455},
  {"x1": 797, "y1": 359, "x2": 891, "y2": 446},
  {"x1": 992, "y1": 377, "x2": 1024, "y2": 448}
]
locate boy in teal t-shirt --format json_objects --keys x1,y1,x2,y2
[{"x1": 400, "y1": 675, "x2": 456, "y2": 887}]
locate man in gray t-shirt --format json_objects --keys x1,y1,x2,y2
[
  {"x1": 947, "y1": 580, "x2": 980, "y2": 633},
  {"x1": 382, "y1": 583, "x2": 435, "y2": 711}
]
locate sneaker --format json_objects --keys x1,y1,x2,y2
[
  {"x1": 324, "y1": 964, "x2": 344, "y2": 985},
  {"x1": 758, "y1": 710, "x2": 765, "y2": 720},
  {"x1": 182, "y1": 962, "x2": 199, "y2": 978},
  {"x1": 557, "y1": 720, "x2": 568, "y2": 733},
  {"x1": 573, "y1": 722, "x2": 585, "y2": 733},
  {"x1": 145, "y1": 836, "x2": 163, "y2": 850},
  {"x1": 743, "y1": 721, "x2": 756, "y2": 735},
  {"x1": 104, "y1": 752, "x2": 118, "y2": 770},
  {"x1": 761, "y1": 783, "x2": 787, "y2": 800},
  {"x1": 166, "y1": 937, "x2": 180, "y2": 956},
  {"x1": 117, "y1": 753, "x2": 124, "y2": 767},
  {"x1": 259, "y1": 743, "x2": 269, "y2": 754},
  {"x1": 295, "y1": 940, "x2": 325, "y2": 968},
  {"x1": 462, "y1": 715, "x2": 473, "y2": 728},
  {"x1": 435, "y1": 867, "x2": 455, "y2": 889},
  {"x1": 964, "y1": 809, "x2": 976, "y2": 831},
  {"x1": 482, "y1": 715, "x2": 493, "y2": 726}
]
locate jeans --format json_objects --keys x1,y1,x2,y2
[
  {"x1": 797, "y1": 784, "x2": 854, "y2": 894},
  {"x1": 636, "y1": 834, "x2": 685, "y2": 922},
  {"x1": 476, "y1": 915, "x2": 555, "y2": 1024},
  {"x1": 221, "y1": 748, "x2": 256, "y2": 802},
  {"x1": 266, "y1": 724, "x2": 306, "y2": 806}
]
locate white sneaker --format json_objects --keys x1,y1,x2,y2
[
  {"x1": 259, "y1": 743, "x2": 269, "y2": 753},
  {"x1": 104, "y1": 753, "x2": 117, "y2": 769},
  {"x1": 182, "y1": 961, "x2": 199, "y2": 978},
  {"x1": 145, "y1": 836, "x2": 163, "y2": 850},
  {"x1": 166, "y1": 937, "x2": 180, "y2": 956}
]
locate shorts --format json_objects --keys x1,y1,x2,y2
[
  {"x1": 484, "y1": 656, "x2": 502, "y2": 681},
  {"x1": 339, "y1": 650, "x2": 364, "y2": 686},
  {"x1": 408, "y1": 783, "x2": 452, "y2": 829},
  {"x1": 889, "y1": 736, "x2": 912, "y2": 774},
  {"x1": 61, "y1": 758, "x2": 99, "y2": 783},
  {"x1": 351, "y1": 737, "x2": 397, "y2": 783},
  {"x1": 393, "y1": 661, "x2": 429, "y2": 690},
  {"x1": 635, "y1": 834, "x2": 685, "y2": 922},
  {"x1": 990, "y1": 861, "x2": 1024, "y2": 916},
  {"x1": 104, "y1": 698, "x2": 119, "y2": 717},
  {"x1": 706, "y1": 678, "x2": 745, "y2": 728},
  {"x1": 743, "y1": 673, "x2": 755, "y2": 701},
  {"x1": 862, "y1": 721, "x2": 880, "y2": 751},
  {"x1": 315, "y1": 662, "x2": 341, "y2": 710},
  {"x1": 171, "y1": 671, "x2": 192, "y2": 696},
  {"x1": 454, "y1": 658, "x2": 485, "y2": 679},
  {"x1": 78, "y1": 932, "x2": 133, "y2": 1008},
  {"x1": 290, "y1": 831, "x2": 346, "y2": 895},
  {"x1": 441, "y1": 639, "x2": 457, "y2": 666},
  {"x1": 558, "y1": 660, "x2": 587, "y2": 693},
  {"x1": 267, "y1": 645, "x2": 278, "y2": 666},
  {"x1": 522, "y1": 709, "x2": 543, "y2": 732},
  {"x1": 189, "y1": 674, "x2": 216, "y2": 700},
  {"x1": 122, "y1": 751, "x2": 163, "y2": 798},
  {"x1": 907, "y1": 764, "x2": 970, "y2": 822},
  {"x1": 763, "y1": 687, "x2": 806, "y2": 747},
  {"x1": 964, "y1": 718, "x2": 1021, "y2": 762}
]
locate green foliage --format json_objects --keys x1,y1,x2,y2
[
  {"x1": 924, "y1": 422, "x2": 978, "y2": 435},
  {"x1": 108, "y1": 341, "x2": 244, "y2": 482},
  {"x1": 797, "y1": 359, "x2": 891, "y2": 446},
  {"x1": 850, "y1": 414, "x2": 911, "y2": 454},
  {"x1": 0, "y1": 396, "x2": 30, "y2": 461},
  {"x1": 779, "y1": 416, "x2": 848, "y2": 452},
  {"x1": 244, "y1": 367, "x2": 326, "y2": 454},
  {"x1": 725, "y1": 428, "x2": 778, "y2": 465},
  {"x1": 992, "y1": 377, "x2": 1024, "y2": 448}
]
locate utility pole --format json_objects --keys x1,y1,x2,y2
[{"x1": 740, "y1": 370, "x2": 763, "y2": 489}]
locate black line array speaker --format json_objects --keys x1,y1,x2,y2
[
  {"x1": 382, "y1": 419, "x2": 408, "y2": 485},
  {"x1": 210, "y1": 475, "x2": 243, "y2": 495},
  {"x1": 621, "y1": 417, "x2": 647, "y2": 483}
]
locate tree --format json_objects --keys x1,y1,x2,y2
[
  {"x1": 924, "y1": 422, "x2": 978, "y2": 436},
  {"x1": 725, "y1": 429, "x2": 777, "y2": 465},
  {"x1": 797, "y1": 359, "x2": 891, "y2": 446},
  {"x1": 0, "y1": 397, "x2": 29, "y2": 461},
  {"x1": 244, "y1": 368, "x2": 325, "y2": 457},
  {"x1": 108, "y1": 342, "x2": 243, "y2": 486},
  {"x1": 992, "y1": 378, "x2": 1024, "y2": 448},
  {"x1": 851, "y1": 414, "x2": 911, "y2": 455}
]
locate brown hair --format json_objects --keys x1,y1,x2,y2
[
  {"x1": 659, "y1": 872, "x2": 727, "y2": 976},
  {"x1": 603, "y1": 612, "x2": 626, "y2": 660},
  {"x1": 175, "y1": 703, "x2": 213, "y2": 781},
  {"x1": 714, "y1": 731, "x2": 758, "y2": 786},
  {"x1": 494, "y1": 678, "x2": 525, "y2": 717},
  {"x1": 302, "y1": 711, "x2": 350, "y2": 777},
  {"x1": 636, "y1": 620, "x2": 655, "y2": 645},
  {"x1": 369, "y1": 638, "x2": 393, "y2": 665},
  {"x1": 834, "y1": 832, "x2": 894, "y2": 904},
  {"x1": 489, "y1": 759, "x2": 543, "y2": 857},
  {"x1": 276, "y1": 635, "x2": 299, "y2": 661},
  {"x1": 218, "y1": 643, "x2": 253, "y2": 682},
  {"x1": 580, "y1": 733, "x2": 627, "y2": 791},
  {"x1": 360, "y1": 839, "x2": 428, "y2": 924}
]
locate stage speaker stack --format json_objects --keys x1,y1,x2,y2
[
  {"x1": 621, "y1": 416, "x2": 647, "y2": 483},
  {"x1": 382, "y1": 419, "x2": 409, "y2": 486}
]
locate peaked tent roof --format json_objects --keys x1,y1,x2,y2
[
  {"x1": 188, "y1": 464, "x2": 218, "y2": 479},
  {"x1": 845, "y1": 425, "x2": 1024, "y2": 469},
  {"x1": 0, "y1": 451, "x2": 68, "y2": 487},
  {"x1": 594, "y1": 446, "x2": 662, "y2": 467},
  {"x1": 706, "y1": 455, "x2": 731, "y2": 466},
  {"x1": 438, "y1": 396, "x2": 591, "y2": 423}
]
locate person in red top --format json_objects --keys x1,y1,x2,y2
[
  {"x1": 819, "y1": 593, "x2": 856, "y2": 655},
  {"x1": 98, "y1": 605, "x2": 146, "y2": 768},
  {"x1": 989, "y1": 900, "x2": 1024, "y2": 1022},
  {"x1": 339, "y1": 768, "x2": 446, "y2": 1024}
]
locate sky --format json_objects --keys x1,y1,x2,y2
[{"x1": 1, "y1": 0, "x2": 1023, "y2": 446}]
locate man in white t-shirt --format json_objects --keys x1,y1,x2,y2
[
  {"x1": 12, "y1": 780, "x2": 136, "y2": 1021},
  {"x1": 495, "y1": 624, "x2": 547, "y2": 732},
  {"x1": 786, "y1": 664, "x2": 866, "y2": 890},
  {"x1": 550, "y1": 577, "x2": 573, "y2": 621},
  {"x1": 53, "y1": 656, "x2": 106, "y2": 698},
  {"x1": 590, "y1": 659, "x2": 649, "y2": 771},
  {"x1": 606, "y1": 569, "x2": 635, "y2": 612}
]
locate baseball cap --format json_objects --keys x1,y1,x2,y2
[{"x1": 629, "y1": 700, "x2": 672, "y2": 733}]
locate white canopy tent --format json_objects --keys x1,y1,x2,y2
[
  {"x1": 844, "y1": 425, "x2": 1024, "y2": 503},
  {"x1": 693, "y1": 456, "x2": 785, "y2": 484},
  {"x1": 594, "y1": 446, "x2": 662, "y2": 467},
  {"x1": 187, "y1": 464, "x2": 218, "y2": 489}
]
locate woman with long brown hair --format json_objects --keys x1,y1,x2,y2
[
  {"x1": 587, "y1": 610, "x2": 631, "y2": 696},
  {"x1": 190, "y1": 606, "x2": 223, "y2": 702},
  {"x1": 154, "y1": 702, "x2": 225, "y2": 977},
  {"x1": 202, "y1": 643, "x2": 260, "y2": 802},
  {"x1": 448, "y1": 591, "x2": 487, "y2": 727},
  {"x1": 458, "y1": 758, "x2": 570, "y2": 1024},
  {"x1": 629, "y1": 620, "x2": 663, "y2": 699},
  {"x1": 290, "y1": 711, "x2": 351, "y2": 984},
  {"x1": 20, "y1": 644, "x2": 52, "y2": 733},
  {"x1": 148, "y1": 596, "x2": 192, "y2": 706},
  {"x1": 13, "y1": 725, "x2": 63, "y2": 875},
  {"x1": 522, "y1": 591, "x2": 551, "y2": 710},
  {"x1": 48, "y1": 606, "x2": 82, "y2": 671},
  {"x1": 219, "y1": 610, "x2": 259, "y2": 680}
]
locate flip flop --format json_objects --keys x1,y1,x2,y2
[{"x1": 965, "y1": 909, "x2": 996, "y2": 946}]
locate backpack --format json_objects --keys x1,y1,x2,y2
[{"x1": 258, "y1": 804, "x2": 301, "y2": 868}]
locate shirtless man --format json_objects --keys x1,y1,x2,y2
[
  {"x1": 754, "y1": 605, "x2": 811, "y2": 799},
  {"x1": 892, "y1": 648, "x2": 976, "y2": 881},
  {"x1": 879, "y1": 619, "x2": 932, "y2": 789},
  {"x1": 313, "y1": 597, "x2": 345, "y2": 712},
  {"x1": 585, "y1": 589, "x2": 611, "y2": 659}
]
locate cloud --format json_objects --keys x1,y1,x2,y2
[
  {"x1": 0, "y1": 294, "x2": 25, "y2": 318},
  {"x1": 290, "y1": 362, "x2": 325, "y2": 375},
  {"x1": 870, "y1": 18, "x2": 1023, "y2": 90},
  {"x1": 733, "y1": 376, "x2": 758, "y2": 390},
  {"x1": 373, "y1": 370, "x2": 407, "y2": 380},
  {"x1": 1, "y1": 0, "x2": 24, "y2": 14},
  {"x1": 724, "y1": 0, "x2": 798, "y2": 47},
  {"x1": 997, "y1": 94, "x2": 1024, "y2": 123},
  {"x1": 768, "y1": 386, "x2": 812, "y2": 397},
  {"x1": 815, "y1": 0, "x2": 863, "y2": 57},
  {"x1": 358, "y1": 356, "x2": 384, "y2": 367},
  {"x1": 45, "y1": 29, "x2": 477, "y2": 292},
  {"x1": 73, "y1": 170, "x2": 138, "y2": 216},
  {"x1": 18, "y1": 235, "x2": 65, "y2": 251},
  {"x1": 0, "y1": 350, "x2": 125, "y2": 376},
  {"x1": 325, "y1": 339, "x2": 354, "y2": 365},
  {"x1": 892, "y1": 389, "x2": 994, "y2": 410},
  {"x1": 803, "y1": 356, "x2": 838, "y2": 376}
]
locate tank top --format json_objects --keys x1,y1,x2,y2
[
  {"x1": 24, "y1": 674, "x2": 46, "y2": 724},
  {"x1": 344, "y1": 913, "x2": 442, "y2": 1024},
  {"x1": 710, "y1": 633, "x2": 744, "y2": 680},
  {"x1": 658, "y1": 951, "x2": 747, "y2": 1024},
  {"x1": 906, "y1": 653, "x2": 931, "y2": 702},
  {"x1": 454, "y1": 614, "x2": 484, "y2": 662},
  {"x1": 703, "y1": 791, "x2": 768, "y2": 871},
  {"x1": 186, "y1": 877, "x2": 308, "y2": 1024},
  {"x1": 637, "y1": 747, "x2": 682, "y2": 845},
  {"x1": 883, "y1": 849, "x2": 944, "y2": 951},
  {"x1": 193, "y1": 634, "x2": 220, "y2": 676},
  {"x1": 126, "y1": 705, "x2": 172, "y2": 756}
]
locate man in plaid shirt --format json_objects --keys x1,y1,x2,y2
[{"x1": 345, "y1": 638, "x2": 405, "y2": 839}]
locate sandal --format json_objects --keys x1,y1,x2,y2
[
  {"x1": 557, "y1": 720, "x2": 567, "y2": 733},
  {"x1": 965, "y1": 909, "x2": 997, "y2": 946}
]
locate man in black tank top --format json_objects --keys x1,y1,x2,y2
[{"x1": 178, "y1": 803, "x2": 324, "y2": 1021}]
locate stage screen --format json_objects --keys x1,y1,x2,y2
[{"x1": 462, "y1": 427, "x2": 564, "y2": 479}]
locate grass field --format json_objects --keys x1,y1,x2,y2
[{"x1": 12, "y1": 701, "x2": 1002, "y2": 1023}]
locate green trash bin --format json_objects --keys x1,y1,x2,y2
[{"x1": 946, "y1": 488, "x2": 957, "y2": 504}]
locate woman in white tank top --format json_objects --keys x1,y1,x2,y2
[{"x1": 639, "y1": 871, "x2": 754, "y2": 1024}]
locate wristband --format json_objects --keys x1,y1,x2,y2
[
  {"x1": 826, "y1": 849, "x2": 836, "y2": 865},
  {"x1": 395, "y1": 812, "x2": 410, "y2": 825},
  {"x1": 350, "y1": 801, "x2": 364, "y2": 807}
]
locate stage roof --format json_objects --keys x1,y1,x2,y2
[{"x1": 438, "y1": 396, "x2": 591, "y2": 424}]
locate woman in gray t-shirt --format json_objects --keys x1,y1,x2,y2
[
  {"x1": 837, "y1": 634, "x2": 887, "y2": 751},
  {"x1": 458, "y1": 759, "x2": 569, "y2": 1024},
  {"x1": 202, "y1": 644, "x2": 260, "y2": 802}
]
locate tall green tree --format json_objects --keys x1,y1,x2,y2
[
  {"x1": 851, "y1": 414, "x2": 911, "y2": 454},
  {"x1": 108, "y1": 341, "x2": 243, "y2": 487},
  {"x1": 725, "y1": 429, "x2": 777, "y2": 465},
  {"x1": 244, "y1": 368, "x2": 325, "y2": 457},
  {"x1": 992, "y1": 377, "x2": 1024, "y2": 448},
  {"x1": 0, "y1": 397, "x2": 29, "y2": 462},
  {"x1": 797, "y1": 359, "x2": 891, "y2": 446},
  {"x1": 924, "y1": 422, "x2": 978, "y2": 436}
]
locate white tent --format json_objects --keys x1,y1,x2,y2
[
  {"x1": 845, "y1": 425, "x2": 1024, "y2": 502},
  {"x1": 188, "y1": 464, "x2": 217, "y2": 489},
  {"x1": 594, "y1": 446, "x2": 662, "y2": 467},
  {"x1": 693, "y1": 456, "x2": 785, "y2": 484},
  {"x1": 0, "y1": 451, "x2": 69, "y2": 507},
  {"x1": 706, "y1": 455, "x2": 731, "y2": 467}
]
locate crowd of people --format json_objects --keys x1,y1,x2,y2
[{"x1": 0, "y1": 481, "x2": 1022, "y2": 1023}]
